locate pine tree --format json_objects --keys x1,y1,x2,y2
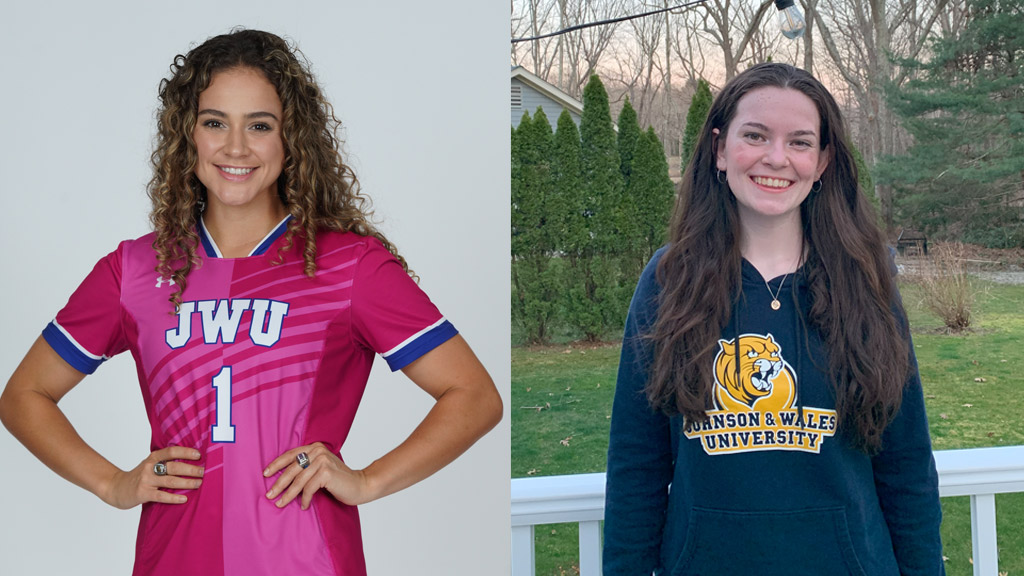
[
  {"x1": 615, "y1": 98, "x2": 644, "y2": 281},
  {"x1": 511, "y1": 117, "x2": 527, "y2": 340},
  {"x1": 551, "y1": 111, "x2": 589, "y2": 339},
  {"x1": 880, "y1": 0, "x2": 1024, "y2": 246},
  {"x1": 576, "y1": 74, "x2": 626, "y2": 338},
  {"x1": 617, "y1": 97, "x2": 641, "y2": 188},
  {"x1": 552, "y1": 110, "x2": 586, "y2": 258},
  {"x1": 511, "y1": 108, "x2": 558, "y2": 343},
  {"x1": 523, "y1": 108, "x2": 555, "y2": 252},
  {"x1": 580, "y1": 74, "x2": 624, "y2": 256},
  {"x1": 512, "y1": 110, "x2": 551, "y2": 257},
  {"x1": 628, "y1": 127, "x2": 676, "y2": 273},
  {"x1": 682, "y1": 78, "x2": 713, "y2": 172},
  {"x1": 511, "y1": 113, "x2": 530, "y2": 258}
]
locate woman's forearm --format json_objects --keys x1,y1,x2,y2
[
  {"x1": 359, "y1": 378, "x2": 502, "y2": 502},
  {"x1": 0, "y1": 337, "x2": 121, "y2": 505}
]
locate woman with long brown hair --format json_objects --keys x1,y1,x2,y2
[
  {"x1": 604, "y1": 63, "x2": 943, "y2": 575},
  {"x1": 0, "y1": 29, "x2": 501, "y2": 576}
]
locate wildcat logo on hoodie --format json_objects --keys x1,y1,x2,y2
[{"x1": 683, "y1": 333, "x2": 838, "y2": 455}]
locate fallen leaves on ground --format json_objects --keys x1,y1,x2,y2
[
  {"x1": 940, "y1": 413, "x2": 949, "y2": 419},
  {"x1": 974, "y1": 377, "x2": 987, "y2": 382},
  {"x1": 560, "y1": 436, "x2": 572, "y2": 447},
  {"x1": 962, "y1": 403, "x2": 974, "y2": 408},
  {"x1": 527, "y1": 469, "x2": 538, "y2": 475},
  {"x1": 553, "y1": 564, "x2": 580, "y2": 576}
]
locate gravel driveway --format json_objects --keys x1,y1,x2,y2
[
  {"x1": 971, "y1": 271, "x2": 1024, "y2": 285},
  {"x1": 896, "y1": 258, "x2": 1024, "y2": 285}
]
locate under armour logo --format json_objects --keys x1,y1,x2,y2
[{"x1": 156, "y1": 276, "x2": 176, "y2": 288}]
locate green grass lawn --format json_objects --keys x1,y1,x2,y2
[{"x1": 512, "y1": 279, "x2": 1024, "y2": 576}]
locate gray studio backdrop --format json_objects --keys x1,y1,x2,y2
[{"x1": 0, "y1": 2, "x2": 510, "y2": 574}]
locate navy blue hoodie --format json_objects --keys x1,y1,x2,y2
[{"x1": 604, "y1": 248, "x2": 944, "y2": 576}]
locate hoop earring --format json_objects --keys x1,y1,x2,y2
[
  {"x1": 812, "y1": 180, "x2": 822, "y2": 193},
  {"x1": 716, "y1": 169, "x2": 727, "y2": 184}
]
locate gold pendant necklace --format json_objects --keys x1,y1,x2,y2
[
  {"x1": 763, "y1": 247, "x2": 803, "y2": 311},
  {"x1": 765, "y1": 274, "x2": 787, "y2": 311}
]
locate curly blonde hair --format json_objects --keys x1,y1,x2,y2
[{"x1": 148, "y1": 28, "x2": 407, "y2": 311}]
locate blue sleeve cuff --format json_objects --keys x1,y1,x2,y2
[
  {"x1": 42, "y1": 323, "x2": 105, "y2": 375},
  {"x1": 383, "y1": 320, "x2": 459, "y2": 371}
]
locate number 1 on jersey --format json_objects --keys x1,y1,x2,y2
[{"x1": 211, "y1": 367, "x2": 236, "y2": 443}]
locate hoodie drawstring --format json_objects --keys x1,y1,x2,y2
[{"x1": 790, "y1": 274, "x2": 805, "y2": 430}]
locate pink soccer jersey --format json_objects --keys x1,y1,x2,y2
[{"x1": 42, "y1": 216, "x2": 457, "y2": 576}]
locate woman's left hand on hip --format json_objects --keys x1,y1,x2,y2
[{"x1": 263, "y1": 442, "x2": 371, "y2": 509}]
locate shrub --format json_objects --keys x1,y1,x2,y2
[{"x1": 914, "y1": 242, "x2": 974, "y2": 332}]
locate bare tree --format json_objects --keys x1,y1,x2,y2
[
  {"x1": 745, "y1": 1, "x2": 794, "y2": 65},
  {"x1": 812, "y1": 0, "x2": 951, "y2": 228},
  {"x1": 935, "y1": 0, "x2": 971, "y2": 37},
  {"x1": 669, "y1": 6, "x2": 711, "y2": 87},
  {"x1": 608, "y1": 1, "x2": 667, "y2": 123},
  {"x1": 558, "y1": 0, "x2": 631, "y2": 97},
  {"x1": 511, "y1": 0, "x2": 628, "y2": 98},
  {"x1": 799, "y1": 0, "x2": 819, "y2": 72},
  {"x1": 511, "y1": 0, "x2": 528, "y2": 65},
  {"x1": 695, "y1": 0, "x2": 776, "y2": 81},
  {"x1": 511, "y1": 0, "x2": 560, "y2": 79}
]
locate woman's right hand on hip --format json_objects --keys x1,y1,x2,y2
[{"x1": 102, "y1": 445, "x2": 203, "y2": 509}]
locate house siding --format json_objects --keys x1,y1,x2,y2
[{"x1": 511, "y1": 78, "x2": 581, "y2": 131}]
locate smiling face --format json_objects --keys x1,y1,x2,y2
[
  {"x1": 715, "y1": 86, "x2": 829, "y2": 232},
  {"x1": 193, "y1": 67, "x2": 285, "y2": 215}
]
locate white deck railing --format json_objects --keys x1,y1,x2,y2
[{"x1": 511, "y1": 445, "x2": 1024, "y2": 576}]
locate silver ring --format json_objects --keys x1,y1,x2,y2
[
  {"x1": 296, "y1": 452, "x2": 310, "y2": 469},
  {"x1": 154, "y1": 462, "x2": 168, "y2": 476}
]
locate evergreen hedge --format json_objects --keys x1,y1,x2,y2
[{"x1": 512, "y1": 77, "x2": 676, "y2": 342}]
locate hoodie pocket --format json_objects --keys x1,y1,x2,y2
[{"x1": 669, "y1": 506, "x2": 867, "y2": 576}]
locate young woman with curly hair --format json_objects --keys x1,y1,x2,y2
[
  {"x1": 0, "y1": 29, "x2": 502, "y2": 576},
  {"x1": 603, "y1": 63, "x2": 944, "y2": 575}
]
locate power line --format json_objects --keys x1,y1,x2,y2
[{"x1": 511, "y1": 0, "x2": 710, "y2": 44}]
